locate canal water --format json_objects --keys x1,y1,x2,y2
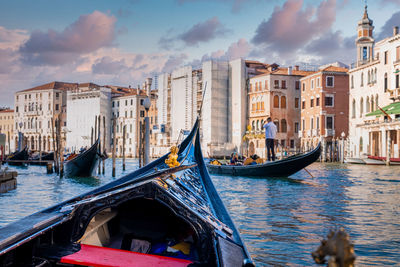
[{"x1": 1, "y1": 160, "x2": 400, "y2": 266}]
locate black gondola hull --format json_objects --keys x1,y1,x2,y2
[
  {"x1": 6, "y1": 147, "x2": 29, "y2": 166},
  {"x1": 64, "y1": 141, "x2": 99, "y2": 177},
  {"x1": 207, "y1": 143, "x2": 321, "y2": 177}
]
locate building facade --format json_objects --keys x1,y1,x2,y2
[
  {"x1": 247, "y1": 65, "x2": 314, "y2": 157},
  {"x1": 14, "y1": 82, "x2": 77, "y2": 152},
  {"x1": 0, "y1": 109, "x2": 15, "y2": 154},
  {"x1": 300, "y1": 65, "x2": 349, "y2": 151},
  {"x1": 65, "y1": 84, "x2": 111, "y2": 153},
  {"x1": 348, "y1": 5, "x2": 400, "y2": 159}
]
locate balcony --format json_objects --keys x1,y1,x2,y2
[
  {"x1": 325, "y1": 129, "x2": 335, "y2": 137},
  {"x1": 388, "y1": 88, "x2": 400, "y2": 101}
]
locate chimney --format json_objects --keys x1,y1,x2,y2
[
  {"x1": 294, "y1": 65, "x2": 299, "y2": 71},
  {"x1": 288, "y1": 66, "x2": 292, "y2": 75},
  {"x1": 394, "y1": 26, "x2": 399, "y2": 36}
]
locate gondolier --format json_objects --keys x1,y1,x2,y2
[{"x1": 263, "y1": 117, "x2": 277, "y2": 161}]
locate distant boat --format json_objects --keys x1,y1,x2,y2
[
  {"x1": 29, "y1": 152, "x2": 55, "y2": 165},
  {"x1": 64, "y1": 139, "x2": 100, "y2": 177},
  {"x1": 0, "y1": 118, "x2": 254, "y2": 267},
  {"x1": 6, "y1": 146, "x2": 29, "y2": 166},
  {"x1": 207, "y1": 143, "x2": 321, "y2": 178}
]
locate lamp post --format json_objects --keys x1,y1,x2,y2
[{"x1": 143, "y1": 97, "x2": 151, "y2": 165}]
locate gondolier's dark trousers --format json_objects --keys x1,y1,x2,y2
[{"x1": 265, "y1": 138, "x2": 275, "y2": 161}]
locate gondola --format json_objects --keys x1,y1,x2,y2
[
  {"x1": 6, "y1": 146, "x2": 29, "y2": 166},
  {"x1": 0, "y1": 119, "x2": 254, "y2": 267},
  {"x1": 29, "y1": 152, "x2": 55, "y2": 165},
  {"x1": 207, "y1": 143, "x2": 321, "y2": 178},
  {"x1": 64, "y1": 139, "x2": 100, "y2": 177}
]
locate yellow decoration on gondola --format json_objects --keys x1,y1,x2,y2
[{"x1": 165, "y1": 146, "x2": 180, "y2": 168}]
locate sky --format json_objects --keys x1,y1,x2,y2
[{"x1": 0, "y1": 0, "x2": 400, "y2": 107}]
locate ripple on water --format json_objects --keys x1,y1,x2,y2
[{"x1": 1, "y1": 161, "x2": 400, "y2": 266}]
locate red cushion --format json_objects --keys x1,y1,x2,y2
[{"x1": 60, "y1": 244, "x2": 193, "y2": 267}]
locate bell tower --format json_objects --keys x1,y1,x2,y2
[{"x1": 356, "y1": 2, "x2": 374, "y2": 67}]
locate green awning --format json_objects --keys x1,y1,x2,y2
[{"x1": 366, "y1": 102, "x2": 400, "y2": 117}]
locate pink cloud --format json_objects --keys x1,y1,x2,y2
[
  {"x1": 20, "y1": 11, "x2": 117, "y2": 65},
  {"x1": 252, "y1": 0, "x2": 336, "y2": 53}
]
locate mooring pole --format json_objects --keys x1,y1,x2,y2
[
  {"x1": 98, "y1": 115, "x2": 101, "y2": 175},
  {"x1": 112, "y1": 117, "x2": 116, "y2": 177},
  {"x1": 122, "y1": 125, "x2": 126, "y2": 171},
  {"x1": 102, "y1": 116, "x2": 106, "y2": 174}
]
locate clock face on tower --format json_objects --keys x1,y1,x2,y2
[{"x1": 363, "y1": 47, "x2": 368, "y2": 60}]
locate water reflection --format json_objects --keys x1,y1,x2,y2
[{"x1": 1, "y1": 161, "x2": 400, "y2": 265}]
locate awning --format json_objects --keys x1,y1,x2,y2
[{"x1": 366, "y1": 102, "x2": 400, "y2": 117}]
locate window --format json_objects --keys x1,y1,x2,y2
[
  {"x1": 125, "y1": 111, "x2": 127, "y2": 117},
  {"x1": 317, "y1": 77, "x2": 320, "y2": 88},
  {"x1": 302, "y1": 100, "x2": 305, "y2": 109},
  {"x1": 112, "y1": 101, "x2": 115, "y2": 107},
  {"x1": 295, "y1": 98, "x2": 299, "y2": 108},
  {"x1": 16, "y1": 106, "x2": 18, "y2": 112},
  {"x1": 130, "y1": 110, "x2": 133, "y2": 117},
  {"x1": 255, "y1": 82, "x2": 258, "y2": 91},
  {"x1": 326, "y1": 76, "x2": 334, "y2": 87},
  {"x1": 281, "y1": 80, "x2": 286, "y2": 89},
  {"x1": 274, "y1": 95, "x2": 279, "y2": 108},
  {"x1": 310, "y1": 118, "x2": 314, "y2": 129},
  {"x1": 125, "y1": 100, "x2": 128, "y2": 105},
  {"x1": 140, "y1": 99, "x2": 144, "y2": 105},
  {"x1": 281, "y1": 96, "x2": 286, "y2": 108},
  {"x1": 131, "y1": 99, "x2": 133, "y2": 105},
  {"x1": 302, "y1": 83, "x2": 306, "y2": 91},
  {"x1": 295, "y1": 81, "x2": 300, "y2": 90},
  {"x1": 311, "y1": 79, "x2": 314, "y2": 89},
  {"x1": 384, "y1": 51, "x2": 388, "y2": 64},
  {"x1": 302, "y1": 119, "x2": 305, "y2": 131},
  {"x1": 140, "y1": 110, "x2": 145, "y2": 117},
  {"x1": 316, "y1": 117, "x2": 320, "y2": 129},
  {"x1": 351, "y1": 75, "x2": 354, "y2": 89},
  {"x1": 290, "y1": 140, "x2": 295, "y2": 149},
  {"x1": 294, "y1": 122, "x2": 299, "y2": 133},
  {"x1": 55, "y1": 104, "x2": 59, "y2": 111},
  {"x1": 326, "y1": 116, "x2": 334, "y2": 129},
  {"x1": 361, "y1": 72, "x2": 364, "y2": 86},
  {"x1": 360, "y1": 98, "x2": 364, "y2": 117},
  {"x1": 117, "y1": 101, "x2": 120, "y2": 107},
  {"x1": 396, "y1": 74, "x2": 399, "y2": 88},
  {"x1": 325, "y1": 95, "x2": 334, "y2": 107},
  {"x1": 56, "y1": 92, "x2": 59, "y2": 98},
  {"x1": 316, "y1": 97, "x2": 320, "y2": 106},
  {"x1": 363, "y1": 47, "x2": 368, "y2": 60},
  {"x1": 249, "y1": 83, "x2": 252, "y2": 92},
  {"x1": 274, "y1": 80, "x2": 279, "y2": 88},
  {"x1": 310, "y1": 99, "x2": 314, "y2": 108}
]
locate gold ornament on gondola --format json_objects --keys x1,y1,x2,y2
[{"x1": 165, "y1": 146, "x2": 180, "y2": 168}]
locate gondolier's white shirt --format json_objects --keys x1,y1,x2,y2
[{"x1": 263, "y1": 122, "x2": 277, "y2": 139}]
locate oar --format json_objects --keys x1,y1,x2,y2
[{"x1": 304, "y1": 167, "x2": 314, "y2": 178}]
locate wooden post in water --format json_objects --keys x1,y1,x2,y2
[
  {"x1": 51, "y1": 117, "x2": 58, "y2": 174},
  {"x1": 7, "y1": 131, "x2": 10, "y2": 155},
  {"x1": 122, "y1": 125, "x2": 126, "y2": 171},
  {"x1": 57, "y1": 115, "x2": 64, "y2": 177},
  {"x1": 94, "y1": 116, "x2": 98, "y2": 144},
  {"x1": 39, "y1": 134, "x2": 42, "y2": 165},
  {"x1": 138, "y1": 122, "x2": 142, "y2": 168},
  {"x1": 102, "y1": 116, "x2": 106, "y2": 174},
  {"x1": 112, "y1": 117, "x2": 116, "y2": 177},
  {"x1": 91, "y1": 127, "x2": 94, "y2": 146},
  {"x1": 98, "y1": 115, "x2": 101, "y2": 175}
]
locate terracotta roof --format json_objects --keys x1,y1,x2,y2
[
  {"x1": 0, "y1": 109, "x2": 14, "y2": 113},
  {"x1": 79, "y1": 82, "x2": 100, "y2": 88},
  {"x1": 20, "y1": 81, "x2": 78, "y2": 93},
  {"x1": 251, "y1": 67, "x2": 315, "y2": 78},
  {"x1": 321, "y1": 66, "x2": 348, "y2": 73}
]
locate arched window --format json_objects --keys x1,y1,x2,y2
[
  {"x1": 374, "y1": 68, "x2": 377, "y2": 82},
  {"x1": 273, "y1": 95, "x2": 279, "y2": 108},
  {"x1": 352, "y1": 99, "x2": 356, "y2": 118},
  {"x1": 261, "y1": 119, "x2": 264, "y2": 128},
  {"x1": 274, "y1": 119, "x2": 279, "y2": 133},
  {"x1": 368, "y1": 70, "x2": 370, "y2": 84},
  {"x1": 351, "y1": 75, "x2": 354, "y2": 88},
  {"x1": 366, "y1": 96, "x2": 370, "y2": 113},
  {"x1": 281, "y1": 119, "x2": 287, "y2": 133},
  {"x1": 384, "y1": 73, "x2": 388, "y2": 92},
  {"x1": 375, "y1": 94, "x2": 379, "y2": 109},
  {"x1": 252, "y1": 121, "x2": 255, "y2": 131},
  {"x1": 281, "y1": 96, "x2": 286, "y2": 109},
  {"x1": 361, "y1": 72, "x2": 364, "y2": 86},
  {"x1": 360, "y1": 98, "x2": 364, "y2": 117},
  {"x1": 371, "y1": 96, "x2": 374, "y2": 112},
  {"x1": 256, "y1": 120, "x2": 260, "y2": 131},
  {"x1": 360, "y1": 137, "x2": 363, "y2": 153}
]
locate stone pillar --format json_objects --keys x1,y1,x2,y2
[
  {"x1": 322, "y1": 138, "x2": 326, "y2": 162},
  {"x1": 387, "y1": 136, "x2": 391, "y2": 166},
  {"x1": 382, "y1": 129, "x2": 386, "y2": 158}
]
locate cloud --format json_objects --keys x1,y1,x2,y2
[
  {"x1": 377, "y1": 11, "x2": 400, "y2": 41},
  {"x1": 19, "y1": 11, "x2": 117, "y2": 66},
  {"x1": 159, "y1": 17, "x2": 231, "y2": 49},
  {"x1": 380, "y1": 0, "x2": 400, "y2": 5},
  {"x1": 176, "y1": 0, "x2": 255, "y2": 13},
  {"x1": 162, "y1": 53, "x2": 188, "y2": 73},
  {"x1": 252, "y1": 0, "x2": 336, "y2": 53},
  {"x1": 0, "y1": 26, "x2": 29, "y2": 49},
  {"x1": 92, "y1": 56, "x2": 127, "y2": 74},
  {"x1": 179, "y1": 17, "x2": 231, "y2": 46},
  {"x1": 304, "y1": 31, "x2": 356, "y2": 64}
]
